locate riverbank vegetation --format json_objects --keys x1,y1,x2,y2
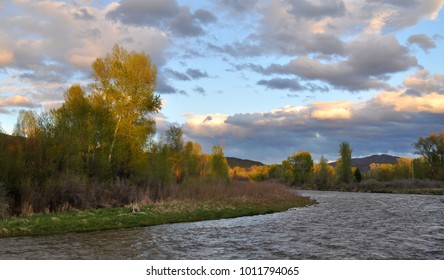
[{"x1": 0, "y1": 181, "x2": 315, "y2": 237}]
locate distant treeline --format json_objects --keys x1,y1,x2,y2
[{"x1": 231, "y1": 132, "x2": 444, "y2": 189}]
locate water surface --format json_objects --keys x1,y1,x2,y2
[{"x1": 1, "y1": 191, "x2": 443, "y2": 259}]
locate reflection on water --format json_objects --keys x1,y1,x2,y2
[{"x1": 1, "y1": 191, "x2": 443, "y2": 259}]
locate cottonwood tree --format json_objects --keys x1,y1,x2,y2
[
  {"x1": 287, "y1": 151, "x2": 313, "y2": 184},
  {"x1": 336, "y1": 141, "x2": 353, "y2": 184},
  {"x1": 90, "y1": 44, "x2": 161, "y2": 174},
  {"x1": 413, "y1": 131, "x2": 444, "y2": 179},
  {"x1": 210, "y1": 145, "x2": 230, "y2": 182},
  {"x1": 314, "y1": 156, "x2": 334, "y2": 189}
]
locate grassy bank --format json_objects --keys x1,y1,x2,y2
[
  {"x1": 0, "y1": 182, "x2": 316, "y2": 238},
  {"x1": 292, "y1": 179, "x2": 444, "y2": 195}
]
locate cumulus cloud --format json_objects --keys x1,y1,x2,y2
[
  {"x1": 0, "y1": 49, "x2": 14, "y2": 65},
  {"x1": 186, "y1": 68, "x2": 208, "y2": 79},
  {"x1": 258, "y1": 35, "x2": 417, "y2": 91},
  {"x1": 106, "y1": 0, "x2": 216, "y2": 37},
  {"x1": 182, "y1": 81, "x2": 444, "y2": 163},
  {"x1": 0, "y1": 95, "x2": 37, "y2": 109},
  {"x1": 408, "y1": 34, "x2": 437, "y2": 52},
  {"x1": 0, "y1": 0, "x2": 171, "y2": 111},
  {"x1": 257, "y1": 78, "x2": 305, "y2": 92},
  {"x1": 403, "y1": 70, "x2": 444, "y2": 94}
]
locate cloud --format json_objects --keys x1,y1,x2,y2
[
  {"x1": 193, "y1": 86, "x2": 206, "y2": 95},
  {"x1": 260, "y1": 35, "x2": 417, "y2": 91},
  {"x1": 215, "y1": 0, "x2": 260, "y2": 15},
  {"x1": 407, "y1": 34, "x2": 437, "y2": 52},
  {"x1": 194, "y1": 9, "x2": 217, "y2": 23},
  {"x1": 287, "y1": 0, "x2": 346, "y2": 19},
  {"x1": 106, "y1": 0, "x2": 216, "y2": 37},
  {"x1": 0, "y1": 95, "x2": 37, "y2": 109},
  {"x1": 186, "y1": 68, "x2": 208, "y2": 79},
  {"x1": 257, "y1": 78, "x2": 305, "y2": 92},
  {"x1": 106, "y1": 0, "x2": 180, "y2": 27},
  {"x1": 0, "y1": 49, "x2": 14, "y2": 65},
  {"x1": 403, "y1": 70, "x2": 444, "y2": 94},
  {"x1": 165, "y1": 69, "x2": 191, "y2": 81},
  {"x1": 310, "y1": 101, "x2": 352, "y2": 120}
]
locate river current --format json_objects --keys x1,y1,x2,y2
[{"x1": 1, "y1": 191, "x2": 443, "y2": 259}]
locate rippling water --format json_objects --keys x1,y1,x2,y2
[{"x1": 1, "y1": 191, "x2": 443, "y2": 259}]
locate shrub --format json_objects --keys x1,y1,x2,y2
[{"x1": 0, "y1": 184, "x2": 10, "y2": 219}]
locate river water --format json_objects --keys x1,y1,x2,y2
[{"x1": 1, "y1": 191, "x2": 443, "y2": 259}]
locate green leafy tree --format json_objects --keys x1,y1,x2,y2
[
  {"x1": 413, "y1": 131, "x2": 444, "y2": 179},
  {"x1": 182, "y1": 141, "x2": 204, "y2": 180},
  {"x1": 336, "y1": 141, "x2": 353, "y2": 184},
  {"x1": 89, "y1": 44, "x2": 161, "y2": 174},
  {"x1": 13, "y1": 110, "x2": 38, "y2": 138},
  {"x1": 163, "y1": 126, "x2": 185, "y2": 183},
  {"x1": 210, "y1": 145, "x2": 230, "y2": 182},
  {"x1": 353, "y1": 167, "x2": 362, "y2": 183},
  {"x1": 314, "y1": 156, "x2": 334, "y2": 189},
  {"x1": 287, "y1": 151, "x2": 314, "y2": 185}
]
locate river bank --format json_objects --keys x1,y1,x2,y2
[
  {"x1": 292, "y1": 179, "x2": 444, "y2": 195},
  {"x1": 0, "y1": 183, "x2": 315, "y2": 238}
]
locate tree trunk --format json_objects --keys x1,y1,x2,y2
[{"x1": 108, "y1": 115, "x2": 122, "y2": 165}]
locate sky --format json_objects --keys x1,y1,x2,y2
[{"x1": 0, "y1": 0, "x2": 444, "y2": 164}]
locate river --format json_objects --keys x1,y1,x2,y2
[{"x1": 1, "y1": 191, "x2": 443, "y2": 259}]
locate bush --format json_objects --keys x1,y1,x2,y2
[{"x1": 0, "y1": 184, "x2": 10, "y2": 219}]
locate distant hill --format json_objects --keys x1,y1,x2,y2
[
  {"x1": 226, "y1": 157, "x2": 264, "y2": 169},
  {"x1": 329, "y1": 154, "x2": 400, "y2": 172}
]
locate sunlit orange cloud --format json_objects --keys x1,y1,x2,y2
[
  {"x1": 183, "y1": 113, "x2": 257, "y2": 138},
  {"x1": 0, "y1": 49, "x2": 14, "y2": 65},
  {"x1": 310, "y1": 101, "x2": 352, "y2": 120},
  {"x1": 0, "y1": 95, "x2": 35, "y2": 107},
  {"x1": 377, "y1": 91, "x2": 444, "y2": 113}
]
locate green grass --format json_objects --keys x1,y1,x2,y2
[{"x1": 0, "y1": 195, "x2": 316, "y2": 238}]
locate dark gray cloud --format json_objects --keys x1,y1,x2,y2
[
  {"x1": 257, "y1": 78, "x2": 305, "y2": 92},
  {"x1": 156, "y1": 77, "x2": 177, "y2": 94},
  {"x1": 194, "y1": 9, "x2": 217, "y2": 23},
  {"x1": 165, "y1": 69, "x2": 191, "y2": 81},
  {"x1": 260, "y1": 35, "x2": 417, "y2": 91},
  {"x1": 215, "y1": 0, "x2": 260, "y2": 15},
  {"x1": 186, "y1": 68, "x2": 208, "y2": 79},
  {"x1": 288, "y1": 0, "x2": 346, "y2": 19},
  {"x1": 408, "y1": 34, "x2": 436, "y2": 52},
  {"x1": 193, "y1": 86, "x2": 206, "y2": 95},
  {"x1": 106, "y1": 0, "x2": 179, "y2": 26},
  {"x1": 169, "y1": 7, "x2": 205, "y2": 37},
  {"x1": 72, "y1": 7, "x2": 95, "y2": 21},
  {"x1": 106, "y1": 0, "x2": 215, "y2": 37}
]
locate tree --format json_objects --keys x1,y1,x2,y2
[
  {"x1": 394, "y1": 158, "x2": 413, "y2": 179},
  {"x1": 287, "y1": 151, "x2": 314, "y2": 185},
  {"x1": 314, "y1": 156, "x2": 334, "y2": 189},
  {"x1": 13, "y1": 110, "x2": 38, "y2": 138},
  {"x1": 182, "y1": 141, "x2": 204, "y2": 180},
  {"x1": 52, "y1": 85, "x2": 94, "y2": 174},
  {"x1": 210, "y1": 145, "x2": 230, "y2": 182},
  {"x1": 89, "y1": 44, "x2": 162, "y2": 171},
  {"x1": 413, "y1": 131, "x2": 444, "y2": 179},
  {"x1": 353, "y1": 167, "x2": 362, "y2": 183},
  {"x1": 163, "y1": 126, "x2": 184, "y2": 183},
  {"x1": 336, "y1": 141, "x2": 353, "y2": 184}
]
